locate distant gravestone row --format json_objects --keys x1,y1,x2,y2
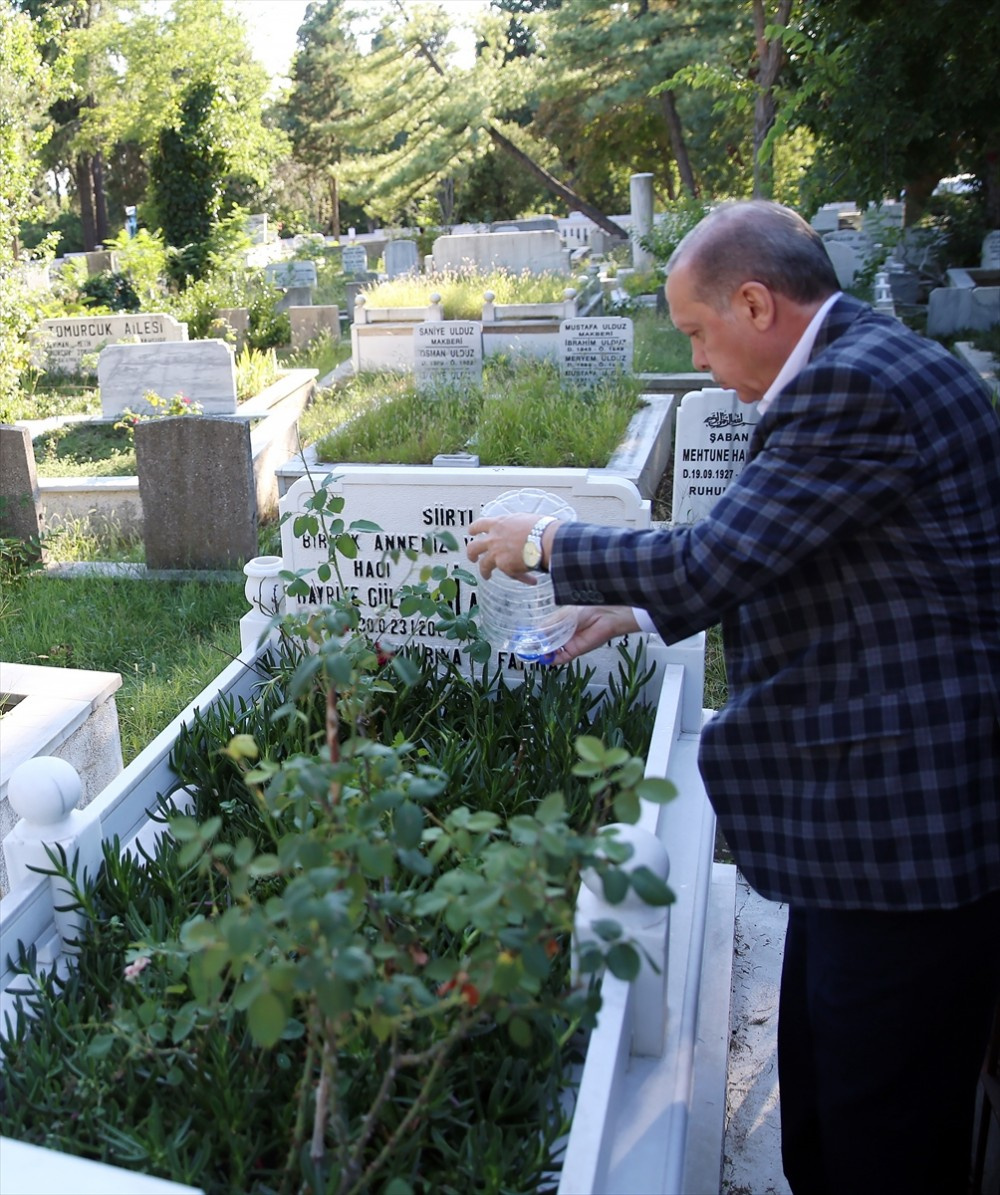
[{"x1": 410, "y1": 316, "x2": 632, "y2": 391}]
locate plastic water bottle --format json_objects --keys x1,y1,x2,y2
[{"x1": 475, "y1": 488, "x2": 578, "y2": 664}]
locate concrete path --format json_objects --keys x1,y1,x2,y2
[{"x1": 722, "y1": 875, "x2": 791, "y2": 1195}]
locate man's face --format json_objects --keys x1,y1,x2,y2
[{"x1": 666, "y1": 264, "x2": 768, "y2": 403}]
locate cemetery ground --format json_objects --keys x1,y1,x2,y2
[{"x1": 2, "y1": 288, "x2": 994, "y2": 1190}]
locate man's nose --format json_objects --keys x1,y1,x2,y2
[{"x1": 691, "y1": 343, "x2": 708, "y2": 371}]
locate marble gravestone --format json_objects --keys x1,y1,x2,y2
[
  {"x1": 671, "y1": 388, "x2": 760, "y2": 524},
  {"x1": 99, "y1": 340, "x2": 238, "y2": 416},
  {"x1": 31, "y1": 312, "x2": 188, "y2": 376},
  {"x1": 385, "y1": 240, "x2": 419, "y2": 279},
  {"x1": 280, "y1": 466, "x2": 651, "y2": 676},
  {"x1": 559, "y1": 317, "x2": 633, "y2": 386},
  {"x1": 413, "y1": 321, "x2": 483, "y2": 390},
  {"x1": 263, "y1": 260, "x2": 318, "y2": 290},
  {"x1": 341, "y1": 245, "x2": 370, "y2": 277}
]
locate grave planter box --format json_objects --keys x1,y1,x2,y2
[
  {"x1": 350, "y1": 275, "x2": 603, "y2": 372},
  {"x1": 0, "y1": 613, "x2": 730, "y2": 1195},
  {"x1": 36, "y1": 368, "x2": 318, "y2": 534}
]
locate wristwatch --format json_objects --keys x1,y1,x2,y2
[{"x1": 523, "y1": 515, "x2": 558, "y2": 569}]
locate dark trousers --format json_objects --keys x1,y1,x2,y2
[{"x1": 778, "y1": 888, "x2": 1000, "y2": 1195}]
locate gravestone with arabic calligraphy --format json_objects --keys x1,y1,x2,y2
[{"x1": 671, "y1": 388, "x2": 760, "y2": 524}]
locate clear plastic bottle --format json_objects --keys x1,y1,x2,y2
[{"x1": 475, "y1": 488, "x2": 578, "y2": 664}]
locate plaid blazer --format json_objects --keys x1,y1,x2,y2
[{"x1": 551, "y1": 294, "x2": 1000, "y2": 910}]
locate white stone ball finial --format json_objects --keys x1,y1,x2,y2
[{"x1": 8, "y1": 757, "x2": 83, "y2": 825}]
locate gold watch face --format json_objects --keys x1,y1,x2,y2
[{"x1": 523, "y1": 538, "x2": 542, "y2": 568}]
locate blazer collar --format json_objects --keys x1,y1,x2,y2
[{"x1": 809, "y1": 292, "x2": 868, "y2": 359}]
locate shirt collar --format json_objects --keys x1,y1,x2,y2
[{"x1": 757, "y1": 291, "x2": 841, "y2": 414}]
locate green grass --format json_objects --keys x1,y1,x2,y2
[
  {"x1": 33, "y1": 421, "x2": 137, "y2": 477},
  {"x1": 313, "y1": 358, "x2": 643, "y2": 466},
  {"x1": 360, "y1": 267, "x2": 571, "y2": 318},
  {"x1": 0, "y1": 571, "x2": 243, "y2": 763},
  {"x1": 0, "y1": 376, "x2": 101, "y2": 423},
  {"x1": 632, "y1": 309, "x2": 697, "y2": 373}
]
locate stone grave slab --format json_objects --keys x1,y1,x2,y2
[
  {"x1": 413, "y1": 321, "x2": 483, "y2": 389},
  {"x1": 264, "y1": 260, "x2": 318, "y2": 289},
  {"x1": 0, "y1": 425, "x2": 44, "y2": 553},
  {"x1": 31, "y1": 312, "x2": 188, "y2": 376},
  {"x1": 280, "y1": 466, "x2": 651, "y2": 675},
  {"x1": 136, "y1": 417, "x2": 256, "y2": 569},
  {"x1": 215, "y1": 307, "x2": 249, "y2": 350},
  {"x1": 245, "y1": 213, "x2": 268, "y2": 244},
  {"x1": 290, "y1": 305, "x2": 341, "y2": 350},
  {"x1": 431, "y1": 230, "x2": 571, "y2": 276},
  {"x1": 341, "y1": 245, "x2": 369, "y2": 277},
  {"x1": 672, "y1": 389, "x2": 760, "y2": 524},
  {"x1": 385, "y1": 239, "x2": 419, "y2": 278},
  {"x1": 99, "y1": 340, "x2": 238, "y2": 416},
  {"x1": 982, "y1": 230, "x2": 1000, "y2": 270},
  {"x1": 559, "y1": 317, "x2": 633, "y2": 386}
]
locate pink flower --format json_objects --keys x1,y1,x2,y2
[{"x1": 124, "y1": 956, "x2": 150, "y2": 982}]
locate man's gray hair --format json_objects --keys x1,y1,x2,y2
[{"x1": 667, "y1": 200, "x2": 839, "y2": 309}]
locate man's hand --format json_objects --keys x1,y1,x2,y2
[
  {"x1": 551, "y1": 606, "x2": 640, "y2": 664},
  {"x1": 467, "y1": 512, "x2": 540, "y2": 581}
]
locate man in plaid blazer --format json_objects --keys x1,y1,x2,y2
[{"x1": 468, "y1": 201, "x2": 1000, "y2": 1195}]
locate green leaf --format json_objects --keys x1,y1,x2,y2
[
  {"x1": 86, "y1": 1034, "x2": 117, "y2": 1060},
  {"x1": 248, "y1": 990, "x2": 286, "y2": 1048},
  {"x1": 636, "y1": 777, "x2": 677, "y2": 804},
  {"x1": 590, "y1": 918, "x2": 623, "y2": 942},
  {"x1": 535, "y1": 791, "x2": 565, "y2": 825},
  {"x1": 629, "y1": 865, "x2": 674, "y2": 907},
  {"x1": 606, "y1": 942, "x2": 641, "y2": 982},
  {"x1": 600, "y1": 868, "x2": 629, "y2": 904},
  {"x1": 574, "y1": 735, "x2": 605, "y2": 763},
  {"x1": 394, "y1": 801, "x2": 424, "y2": 849},
  {"x1": 508, "y1": 1016, "x2": 533, "y2": 1048},
  {"x1": 612, "y1": 789, "x2": 641, "y2": 824},
  {"x1": 335, "y1": 533, "x2": 357, "y2": 558}
]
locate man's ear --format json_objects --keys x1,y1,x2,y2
[{"x1": 735, "y1": 281, "x2": 776, "y2": 330}]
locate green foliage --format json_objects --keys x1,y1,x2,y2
[
  {"x1": 0, "y1": 504, "x2": 673, "y2": 1190},
  {"x1": 0, "y1": 7, "x2": 54, "y2": 408},
  {"x1": 80, "y1": 271, "x2": 141, "y2": 312},
  {"x1": 148, "y1": 79, "x2": 229, "y2": 283}
]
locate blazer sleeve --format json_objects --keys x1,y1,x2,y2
[{"x1": 549, "y1": 361, "x2": 926, "y2": 645}]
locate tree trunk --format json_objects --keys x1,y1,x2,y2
[
  {"x1": 751, "y1": 0, "x2": 793, "y2": 199},
  {"x1": 330, "y1": 174, "x2": 341, "y2": 240},
  {"x1": 397, "y1": 2, "x2": 628, "y2": 241},
  {"x1": 75, "y1": 154, "x2": 97, "y2": 252},
  {"x1": 92, "y1": 151, "x2": 109, "y2": 247},
  {"x1": 487, "y1": 126, "x2": 627, "y2": 239},
  {"x1": 657, "y1": 90, "x2": 699, "y2": 197}
]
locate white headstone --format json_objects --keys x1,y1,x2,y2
[
  {"x1": 31, "y1": 312, "x2": 188, "y2": 376},
  {"x1": 413, "y1": 321, "x2": 483, "y2": 390},
  {"x1": 671, "y1": 389, "x2": 760, "y2": 524},
  {"x1": 981, "y1": 230, "x2": 1000, "y2": 270},
  {"x1": 385, "y1": 239, "x2": 420, "y2": 279},
  {"x1": 432, "y1": 230, "x2": 571, "y2": 276},
  {"x1": 264, "y1": 260, "x2": 318, "y2": 289},
  {"x1": 245, "y1": 213, "x2": 268, "y2": 244},
  {"x1": 280, "y1": 466, "x2": 650, "y2": 672},
  {"x1": 341, "y1": 244, "x2": 369, "y2": 276},
  {"x1": 98, "y1": 340, "x2": 238, "y2": 416},
  {"x1": 559, "y1": 317, "x2": 633, "y2": 386}
]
